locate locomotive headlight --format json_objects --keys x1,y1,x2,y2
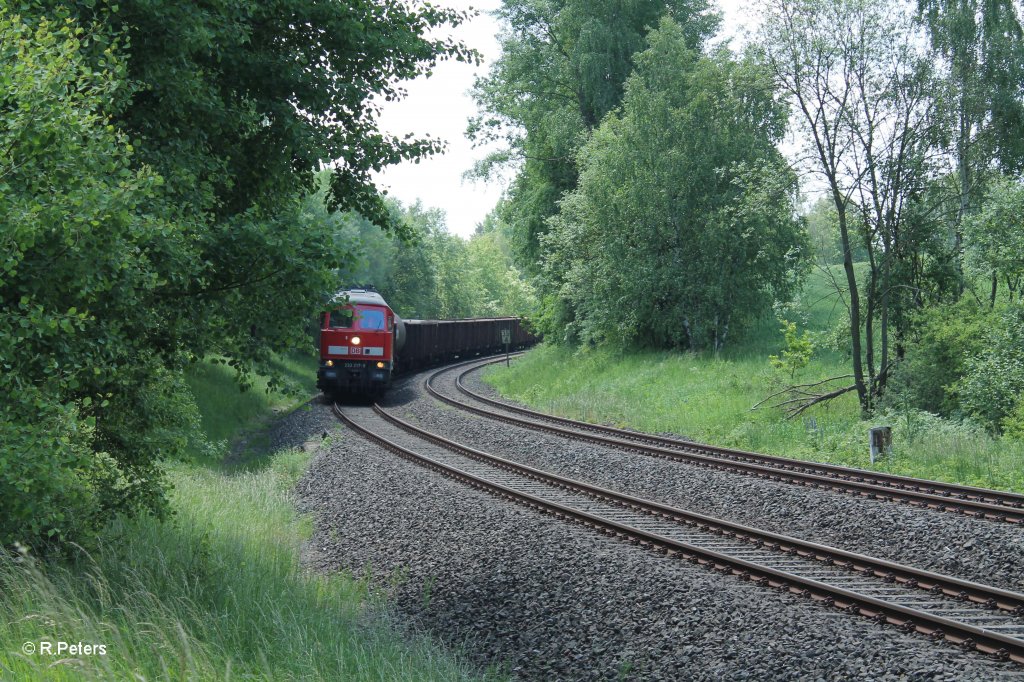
[
  {"x1": 325, "y1": 360, "x2": 334, "y2": 367},
  {"x1": 351, "y1": 336, "x2": 361, "y2": 345},
  {"x1": 376, "y1": 361, "x2": 385, "y2": 369}
]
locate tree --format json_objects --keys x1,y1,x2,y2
[
  {"x1": 2, "y1": 2, "x2": 475, "y2": 548},
  {"x1": 918, "y1": 0, "x2": 1024, "y2": 284},
  {"x1": 466, "y1": 227, "x2": 539, "y2": 317},
  {"x1": 45, "y1": 0, "x2": 476, "y2": 226},
  {"x1": 300, "y1": 185, "x2": 537, "y2": 321},
  {"x1": 963, "y1": 177, "x2": 1024, "y2": 304},
  {"x1": 758, "y1": 0, "x2": 940, "y2": 414},
  {"x1": 545, "y1": 20, "x2": 805, "y2": 351},
  {"x1": 469, "y1": 0, "x2": 718, "y2": 270},
  {"x1": 1, "y1": 12, "x2": 177, "y2": 545}
]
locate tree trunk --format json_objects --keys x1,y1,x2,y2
[
  {"x1": 955, "y1": 116, "x2": 970, "y2": 294},
  {"x1": 712, "y1": 314, "x2": 729, "y2": 353},
  {"x1": 835, "y1": 195, "x2": 869, "y2": 414},
  {"x1": 879, "y1": 237, "x2": 891, "y2": 399},
  {"x1": 683, "y1": 317, "x2": 695, "y2": 352},
  {"x1": 863, "y1": 218, "x2": 878, "y2": 411}
]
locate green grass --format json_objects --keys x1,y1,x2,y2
[
  {"x1": 186, "y1": 353, "x2": 318, "y2": 449},
  {"x1": 1, "y1": 355, "x2": 490, "y2": 681},
  {"x1": 485, "y1": 269, "x2": 1024, "y2": 493}
]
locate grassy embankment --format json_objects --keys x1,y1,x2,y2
[
  {"x1": 1, "y1": 355, "x2": 488, "y2": 680},
  {"x1": 485, "y1": 269, "x2": 1024, "y2": 493}
]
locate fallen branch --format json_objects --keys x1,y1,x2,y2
[
  {"x1": 751, "y1": 374, "x2": 855, "y2": 410},
  {"x1": 784, "y1": 384, "x2": 858, "y2": 419}
]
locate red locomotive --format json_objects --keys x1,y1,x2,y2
[
  {"x1": 317, "y1": 289, "x2": 401, "y2": 395},
  {"x1": 317, "y1": 289, "x2": 535, "y2": 397}
]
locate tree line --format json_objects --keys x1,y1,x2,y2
[
  {"x1": 471, "y1": 0, "x2": 1024, "y2": 426},
  {"x1": 306, "y1": 183, "x2": 537, "y2": 320}
]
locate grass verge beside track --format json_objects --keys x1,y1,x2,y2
[
  {"x1": 484, "y1": 272, "x2": 1024, "y2": 493},
  {"x1": 0, "y1": 355, "x2": 488, "y2": 681}
]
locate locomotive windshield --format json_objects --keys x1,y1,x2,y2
[
  {"x1": 327, "y1": 306, "x2": 385, "y2": 330},
  {"x1": 356, "y1": 309, "x2": 385, "y2": 330}
]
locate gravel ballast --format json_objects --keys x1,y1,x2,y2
[{"x1": 291, "y1": 378, "x2": 1023, "y2": 680}]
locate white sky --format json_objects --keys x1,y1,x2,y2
[{"x1": 372, "y1": 0, "x2": 756, "y2": 238}]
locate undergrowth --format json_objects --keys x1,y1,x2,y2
[{"x1": 1, "y1": 354, "x2": 487, "y2": 680}]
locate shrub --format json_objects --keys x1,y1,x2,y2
[
  {"x1": 888, "y1": 300, "x2": 996, "y2": 416},
  {"x1": 0, "y1": 14, "x2": 188, "y2": 548},
  {"x1": 769, "y1": 319, "x2": 814, "y2": 381},
  {"x1": 1003, "y1": 401, "x2": 1024, "y2": 443},
  {"x1": 958, "y1": 307, "x2": 1024, "y2": 432},
  {"x1": 0, "y1": 394, "x2": 101, "y2": 546}
]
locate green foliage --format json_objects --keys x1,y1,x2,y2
[
  {"x1": 466, "y1": 227, "x2": 539, "y2": 317},
  {"x1": 887, "y1": 300, "x2": 996, "y2": 416},
  {"x1": 769, "y1": 320, "x2": 815, "y2": 381},
  {"x1": 918, "y1": 0, "x2": 1024, "y2": 175},
  {"x1": 302, "y1": 181, "x2": 537, "y2": 320},
  {"x1": 470, "y1": 0, "x2": 718, "y2": 269},
  {"x1": 957, "y1": 307, "x2": 1024, "y2": 431},
  {"x1": 963, "y1": 177, "x2": 1024, "y2": 302},
  {"x1": 42, "y1": 0, "x2": 477, "y2": 230},
  {"x1": 1003, "y1": 400, "x2": 1024, "y2": 442},
  {"x1": 1, "y1": 3, "x2": 474, "y2": 549},
  {"x1": 386, "y1": 203, "x2": 537, "y2": 319},
  {"x1": 803, "y1": 197, "x2": 868, "y2": 266},
  {"x1": 0, "y1": 12, "x2": 176, "y2": 546},
  {"x1": 544, "y1": 20, "x2": 805, "y2": 350}
]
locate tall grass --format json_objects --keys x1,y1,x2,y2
[
  {"x1": 485, "y1": 271, "x2": 1024, "y2": 493},
  {"x1": 1, "y1": 356, "x2": 489, "y2": 681}
]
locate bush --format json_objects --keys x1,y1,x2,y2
[
  {"x1": 958, "y1": 307, "x2": 1024, "y2": 432},
  {"x1": 0, "y1": 395, "x2": 100, "y2": 547},
  {"x1": 1003, "y1": 401, "x2": 1024, "y2": 443},
  {"x1": 877, "y1": 408, "x2": 988, "y2": 446},
  {"x1": 769, "y1": 319, "x2": 814, "y2": 381},
  {"x1": 888, "y1": 300, "x2": 996, "y2": 416}
]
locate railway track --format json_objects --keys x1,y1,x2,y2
[
  {"x1": 331, "y1": 398, "x2": 1024, "y2": 666},
  {"x1": 423, "y1": 356, "x2": 1024, "y2": 524}
]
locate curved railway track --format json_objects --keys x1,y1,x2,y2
[
  {"x1": 423, "y1": 356, "x2": 1024, "y2": 524},
  {"x1": 331, "y1": 394, "x2": 1024, "y2": 666}
]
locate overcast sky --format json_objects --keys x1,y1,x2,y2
[{"x1": 371, "y1": 0, "x2": 757, "y2": 238}]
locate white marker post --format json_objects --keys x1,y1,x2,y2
[
  {"x1": 500, "y1": 327, "x2": 511, "y2": 366},
  {"x1": 869, "y1": 426, "x2": 892, "y2": 464}
]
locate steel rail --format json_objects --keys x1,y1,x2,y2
[
  {"x1": 332, "y1": 401, "x2": 1024, "y2": 665},
  {"x1": 455, "y1": 358, "x2": 1024, "y2": 512},
  {"x1": 422, "y1": 359, "x2": 1024, "y2": 524}
]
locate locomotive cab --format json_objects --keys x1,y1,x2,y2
[{"x1": 317, "y1": 290, "x2": 397, "y2": 397}]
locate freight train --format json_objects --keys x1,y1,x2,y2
[{"x1": 317, "y1": 289, "x2": 535, "y2": 397}]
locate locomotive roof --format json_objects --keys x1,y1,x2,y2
[{"x1": 333, "y1": 289, "x2": 390, "y2": 307}]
